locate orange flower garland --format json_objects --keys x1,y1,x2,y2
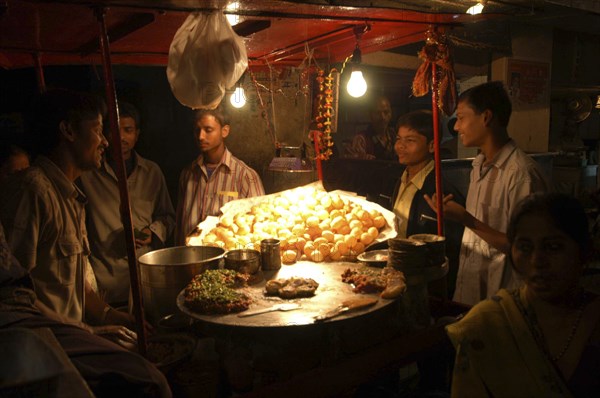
[{"x1": 311, "y1": 68, "x2": 336, "y2": 160}]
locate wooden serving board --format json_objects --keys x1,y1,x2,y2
[{"x1": 176, "y1": 260, "x2": 398, "y2": 328}]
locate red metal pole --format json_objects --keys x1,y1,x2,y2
[
  {"x1": 95, "y1": 7, "x2": 148, "y2": 356},
  {"x1": 33, "y1": 53, "x2": 46, "y2": 93},
  {"x1": 431, "y1": 62, "x2": 445, "y2": 236}
]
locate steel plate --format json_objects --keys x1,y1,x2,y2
[{"x1": 176, "y1": 260, "x2": 399, "y2": 328}]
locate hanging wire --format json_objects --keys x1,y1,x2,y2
[
  {"x1": 265, "y1": 58, "x2": 279, "y2": 147},
  {"x1": 248, "y1": 68, "x2": 278, "y2": 148}
]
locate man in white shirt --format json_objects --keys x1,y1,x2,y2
[{"x1": 425, "y1": 81, "x2": 548, "y2": 305}]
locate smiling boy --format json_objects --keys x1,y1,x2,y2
[{"x1": 391, "y1": 110, "x2": 464, "y2": 297}]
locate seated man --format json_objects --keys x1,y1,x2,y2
[
  {"x1": 0, "y1": 88, "x2": 134, "y2": 328},
  {"x1": 0, "y1": 221, "x2": 171, "y2": 398}
]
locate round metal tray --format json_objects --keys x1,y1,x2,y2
[{"x1": 176, "y1": 260, "x2": 398, "y2": 328}]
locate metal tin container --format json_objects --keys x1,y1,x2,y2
[
  {"x1": 260, "y1": 239, "x2": 281, "y2": 271},
  {"x1": 224, "y1": 249, "x2": 261, "y2": 274},
  {"x1": 138, "y1": 246, "x2": 225, "y2": 322}
]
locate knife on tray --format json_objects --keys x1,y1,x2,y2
[
  {"x1": 314, "y1": 296, "x2": 378, "y2": 322},
  {"x1": 238, "y1": 303, "x2": 301, "y2": 317}
]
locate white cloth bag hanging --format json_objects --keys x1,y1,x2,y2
[{"x1": 167, "y1": 11, "x2": 248, "y2": 109}]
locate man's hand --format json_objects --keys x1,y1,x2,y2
[
  {"x1": 91, "y1": 325, "x2": 138, "y2": 351},
  {"x1": 106, "y1": 308, "x2": 154, "y2": 336},
  {"x1": 135, "y1": 227, "x2": 152, "y2": 249},
  {"x1": 423, "y1": 193, "x2": 467, "y2": 224}
]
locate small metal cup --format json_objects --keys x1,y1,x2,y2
[{"x1": 260, "y1": 238, "x2": 282, "y2": 271}]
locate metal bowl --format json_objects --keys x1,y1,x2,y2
[
  {"x1": 409, "y1": 233, "x2": 446, "y2": 244},
  {"x1": 224, "y1": 249, "x2": 261, "y2": 274},
  {"x1": 387, "y1": 237, "x2": 427, "y2": 252},
  {"x1": 409, "y1": 234, "x2": 446, "y2": 265},
  {"x1": 138, "y1": 246, "x2": 225, "y2": 322},
  {"x1": 357, "y1": 249, "x2": 389, "y2": 268}
]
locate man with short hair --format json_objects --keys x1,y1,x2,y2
[
  {"x1": 391, "y1": 110, "x2": 464, "y2": 298},
  {"x1": 79, "y1": 102, "x2": 175, "y2": 305},
  {"x1": 425, "y1": 81, "x2": 549, "y2": 305},
  {"x1": 176, "y1": 106, "x2": 264, "y2": 245},
  {"x1": 0, "y1": 88, "x2": 134, "y2": 328}
]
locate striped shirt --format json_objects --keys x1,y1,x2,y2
[{"x1": 175, "y1": 148, "x2": 265, "y2": 245}]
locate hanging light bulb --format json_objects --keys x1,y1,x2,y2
[
  {"x1": 346, "y1": 43, "x2": 367, "y2": 98},
  {"x1": 225, "y1": 2, "x2": 240, "y2": 26},
  {"x1": 230, "y1": 86, "x2": 246, "y2": 108},
  {"x1": 466, "y1": 1, "x2": 486, "y2": 15},
  {"x1": 347, "y1": 70, "x2": 367, "y2": 98}
]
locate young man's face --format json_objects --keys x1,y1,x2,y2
[
  {"x1": 194, "y1": 114, "x2": 229, "y2": 155},
  {"x1": 119, "y1": 116, "x2": 139, "y2": 160},
  {"x1": 72, "y1": 114, "x2": 108, "y2": 171},
  {"x1": 454, "y1": 100, "x2": 488, "y2": 148},
  {"x1": 394, "y1": 126, "x2": 433, "y2": 167}
]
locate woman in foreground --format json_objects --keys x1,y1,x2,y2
[{"x1": 446, "y1": 192, "x2": 600, "y2": 397}]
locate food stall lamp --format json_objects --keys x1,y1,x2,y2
[
  {"x1": 225, "y1": 2, "x2": 240, "y2": 26},
  {"x1": 230, "y1": 86, "x2": 246, "y2": 108},
  {"x1": 347, "y1": 70, "x2": 367, "y2": 98},
  {"x1": 346, "y1": 44, "x2": 367, "y2": 98},
  {"x1": 466, "y1": 1, "x2": 486, "y2": 15}
]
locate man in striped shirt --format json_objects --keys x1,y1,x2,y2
[{"x1": 175, "y1": 107, "x2": 265, "y2": 245}]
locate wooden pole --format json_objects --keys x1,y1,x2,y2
[
  {"x1": 95, "y1": 7, "x2": 148, "y2": 356},
  {"x1": 431, "y1": 59, "x2": 445, "y2": 236}
]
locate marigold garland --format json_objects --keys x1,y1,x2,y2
[{"x1": 311, "y1": 68, "x2": 336, "y2": 160}]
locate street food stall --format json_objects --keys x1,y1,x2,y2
[
  {"x1": 6, "y1": 0, "x2": 597, "y2": 396},
  {"x1": 144, "y1": 181, "x2": 452, "y2": 395}
]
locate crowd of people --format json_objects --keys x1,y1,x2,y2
[{"x1": 0, "y1": 81, "x2": 598, "y2": 397}]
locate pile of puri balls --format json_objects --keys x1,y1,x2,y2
[{"x1": 200, "y1": 186, "x2": 388, "y2": 264}]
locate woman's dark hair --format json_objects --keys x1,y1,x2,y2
[
  {"x1": 458, "y1": 81, "x2": 512, "y2": 128},
  {"x1": 28, "y1": 88, "x2": 106, "y2": 155},
  {"x1": 395, "y1": 109, "x2": 433, "y2": 142},
  {"x1": 507, "y1": 192, "x2": 590, "y2": 253}
]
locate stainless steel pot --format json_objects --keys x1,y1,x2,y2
[{"x1": 138, "y1": 246, "x2": 225, "y2": 322}]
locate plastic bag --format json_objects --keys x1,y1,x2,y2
[{"x1": 167, "y1": 11, "x2": 248, "y2": 110}]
